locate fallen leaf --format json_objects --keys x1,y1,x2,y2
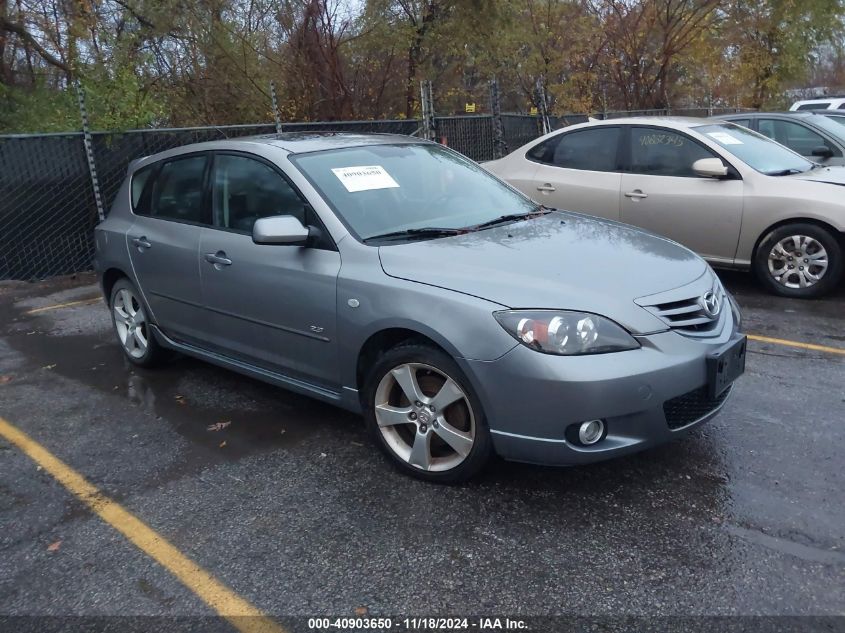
[
  {"x1": 219, "y1": 441, "x2": 227, "y2": 448},
  {"x1": 354, "y1": 607, "x2": 368, "y2": 616},
  {"x1": 320, "y1": 452, "x2": 327, "y2": 458},
  {"x1": 47, "y1": 540, "x2": 62, "y2": 552},
  {"x1": 206, "y1": 421, "x2": 231, "y2": 432},
  {"x1": 41, "y1": 364, "x2": 56, "y2": 370},
  {"x1": 0, "y1": 375, "x2": 12, "y2": 385}
]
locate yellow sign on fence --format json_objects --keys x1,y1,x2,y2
[
  {"x1": 465, "y1": 103, "x2": 476, "y2": 113},
  {"x1": 530, "y1": 106, "x2": 538, "y2": 116}
]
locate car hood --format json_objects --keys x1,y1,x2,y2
[
  {"x1": 378, "y1": 212, "x2": 708, "y2": 335},
  {"x1": 789, "y1": 166, "x2": 845, "y2": 186}
]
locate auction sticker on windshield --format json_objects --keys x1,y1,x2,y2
[
  {"x1": 331, "y1": 165, "x2": 400, "y2": 192},
  {"x1": 707, "y1": 132, "x2": 743, "y2": 145}
]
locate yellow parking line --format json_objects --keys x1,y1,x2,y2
[
  {"x1": 0, "y1": 416, "x2": 286, "y2": 633},
  {"x1": 748, "y1": 334, "x2": 845, "y2": 356},
  {"x1": 23, "y1": 297, "x2": 101, "y2": 315}
]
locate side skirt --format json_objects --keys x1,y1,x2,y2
[{"x1": 150, "y1": 325, "x2": 362, "y2": 413}]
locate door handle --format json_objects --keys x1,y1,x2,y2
[
  {"x1": 131, "y1": 236, "x2": 152, "y2": 249},
  {"x1": 536, "y1": 183, "x2": 556, "y2": 192},
  {"x1": 624, "y1": 190, "x2": 648, "y2": 199},
  {"x1": 204, "y1": 251, "x2": 232, "y2": 267}
]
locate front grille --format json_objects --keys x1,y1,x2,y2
[
  {"x1": 639, "y1": 281, "x2": 726, "y2": 338},
  {"x1": 663, "y1": 385, "x2": 731, "y2": 430}
]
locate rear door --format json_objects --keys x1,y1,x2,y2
[
  {"x1": 619, "y1": 126, "x2": 744, "y2": 263},
  {"x1": 199, "y1": 152, "x2": 341, "y2": 387},
  {"x1": 525, "y1": 126, "x2": 623, "y2": 220},
  {"x1": 127, "y1": 153, "x2": 210, "y2": 345}
]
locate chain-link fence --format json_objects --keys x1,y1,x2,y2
[{"x1": 0, "y1": 107, "x2": 750, "y2": 281}]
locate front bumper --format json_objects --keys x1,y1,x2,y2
[{"x1": 462, "y1": 328, "x2": 741, "y2": 466}]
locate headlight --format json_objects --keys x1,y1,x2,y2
[{"x1": 493, "y1": 310, "x2": 640, "y2": 355}]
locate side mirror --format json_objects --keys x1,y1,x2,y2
[
  {"x1": 692, "y1": 157, "x2": 729, "y2": 178},
  {"x1": 811, "y1": 145, "x2": 834, "y2": 159},
  {"x1": 252, "y1": 215, "x2": 310, "y2": 245}
]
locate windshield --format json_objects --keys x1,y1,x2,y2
[
  {"x1": 291, "y1": 143, "x2": 536, "y2": 241},
  {"x1": 693, "y1": 123, "x2": 814, "y2": 175}
]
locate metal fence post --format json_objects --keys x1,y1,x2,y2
[
  {"x1": 75, "y1": 81, "x2": 105, "y2": 222},
  {"x1": 489, "y1": 78, "x2": 507, "y2": 159},
  {"x1": 420, "y1": 80, "x2": 436, "y2": 141},
  {"x1": 535, "y1": 79, "x2": 551, "y2": 136},
  {"x1": 270, "y1": 81, "x2": 283, "y2": 134}
]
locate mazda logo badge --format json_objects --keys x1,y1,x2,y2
[{"x1": 700, "y1": 291, "x2": 721, "y2": 318}]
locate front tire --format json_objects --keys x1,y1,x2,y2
[
  {"x1": 363, "y1": 342, "x2": 493, "y2": 483},
  {"x1": 109, "y1": 278, "x2": 167, "y2": 367},
  {"x1": 753, "y1": 223, "x2": 843, "y2": 298}
]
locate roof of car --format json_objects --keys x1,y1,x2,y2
[
  {"x1": 579, "y1": 116, "x2": 713, "y2": 129},
  {"x1": 244, "y1": 132, "x2": 427, "y2": 153},
  {"x1": 718, "y1": 111, "x2": 814, "y2": 119}
]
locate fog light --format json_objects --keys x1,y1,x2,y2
[{"x1": 578, "y1": 419, "x2": 605, "y2": 445}]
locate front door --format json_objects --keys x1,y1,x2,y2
[
  {"x1": 620, "y1": 126, "x2": 744, "y2": 263},
  {"x1": 199, "y1": 152, "x2": 341, "y2": 387},
  {"x1": 126, "y1": 153, "x2": 209, "y2": 345}
]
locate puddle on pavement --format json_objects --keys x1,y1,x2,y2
[{"x1": 1, "y1": 292, "x2": 362, "y2": 461}]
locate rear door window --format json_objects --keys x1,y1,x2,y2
[
  {"x1": 628, "y1": 127, "x2": 718, "y2": 177},
  {"x1": 149, "y1": 155, "x2": 208, "y2": 224},
  {"x1": 527, "y1": 127, "x2": 621, "y2": 172}
]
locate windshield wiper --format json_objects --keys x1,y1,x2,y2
[
  {"x1": 765, "y1": 168, "x2": 805, "y2": 176},
  {"x1": 469, "y1": 206, "x2": 553, "y2": 231},
  {"x1": 363, "y1": 227, "x2": 466, "y2": 242}
]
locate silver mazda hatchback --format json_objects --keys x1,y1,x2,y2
[{"x1": 95, "y1": 133, "x2": 746, "y2": 482}]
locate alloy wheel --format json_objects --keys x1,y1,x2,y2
[
  {"x1": 373, "y1": 363, "x2": 475, "y2": 472},
  {"x1": 767, "y1": 235, "x2": 828, "y2": 289},
  {"x1": 113, "y1": 288, "x2": 148, "y2": 359}
]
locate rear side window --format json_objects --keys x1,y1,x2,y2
[
  {"x1": 212, "y1": 154, "x2": 306, "y2": 232},
  {"x1": 796, "y1": 102, "x2": 829, "y2": 110},
  {"x1": 728, "y1": 119, "x2": 751, "y2": 128},
  {"x1": 839, "y1": 103, "x2": 845, "y2": 110},
  {"x1": 527, "y1": 128, "x2": 620, "y2": 172},
  {"x1": 148, "y1": 155, "x2": 207, "y2": 223},
  {"x1": 629, "y1": 127, "x2": 717, "y2": 177},
  {"x1": 130, "y1": 165, "x2": 154, "y2": 211}
]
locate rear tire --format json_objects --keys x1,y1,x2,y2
[
  {"x1": 753, "y1": 223, "x2": 842, "y2": 298},
  {"x1": 109, "y1": 278, "x2": 167, "y2": 367},
  {"x1": 363, "y1": 342, "x2": 492, "y2": 484}
]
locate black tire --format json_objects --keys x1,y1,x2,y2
[
  {"x1": 109, "y1": 278, "x2": 168, "y2": 367},
  {"x1": 753, "y1": 223, "x2": 843, "y2": 298},
  {"x1": 362, "y1": 342, "x2": 493, "y2": 484}
]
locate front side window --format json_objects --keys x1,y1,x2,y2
[
  {"x1": 212, "y1": 155, "x2": 306, "y2": 232},
  {"x1": 149, "y1": 155, "x2": 207, "y2": 223},
  {"x1": 757, "y1": 119, "x2": 839, "y2": 156},
  {"x1": 629, "y1": 127, "x2": 717, "y2": 177},
  {"x1": 693, "y1": 123, "x2": 814, "y2": 175},
  {"x1": 292, "y1": 143, "x2": 535, "y2": 241},
  {"x1": 527, "y1": 127, "x2": 620, "y2": 172}
]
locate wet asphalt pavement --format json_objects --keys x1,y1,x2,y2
[{"x1": 0, "y1": 271, "x2": 843, "y2": 624}]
